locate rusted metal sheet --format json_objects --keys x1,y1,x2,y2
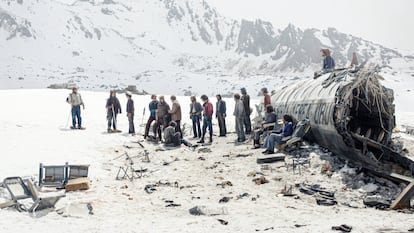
[{"x1": 271, "y1": 67, "x2": 414, "y2": 176}]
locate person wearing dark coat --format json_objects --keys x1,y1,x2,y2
[
  {"x1": 106, "y1": 90, "x2": 122, "y2": 132},
  {"x1": 125, "y1": 92, "x2": 135, "y2": 134},
  {"x1": 240, "y1": 87, "x2": 252, "y2": 134},
  {"x1": 215, "y1": 94, "x2": 227, "y2": 137},
  {"x1": 153, "y1": 96, "x2": 170, "y2": 141},
  {"x1": 189, "y1": 96, "x2": 202, "y2": 138},
  {"x1": 262, "y1": 115, "x2": 294, "y2": 154},
  {"x1": 253, "y1": 105, "x2": 277, "y2": 148},
  {"x1": 234, "y1": 93, "x2": 246, "y2": 142},
  {"x1": 144, "y1": 94, "x2": 159, "y2": 139}
]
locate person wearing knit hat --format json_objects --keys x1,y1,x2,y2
[
  {"x1": 66, "y1": 86, "x2": 85, "y2": 129},
  {"x1": 125, "y1": 91, "x2": 135, "y2": 134}
]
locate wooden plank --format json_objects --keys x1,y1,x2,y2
[
  {"x1": 390, "y1": 173, "x2": 414, "y2": 183},
  {"x1": 363, "y1": 168, "x2": 414, "y2": 184},
  {"x1": 391, "y1": 182, "x2": 414, "y2": 210},
  {"x1": 65, "y1": 177, "x2": 90, "y2": 192},
  {"x1": 0, "y1": 200, "x2": 16, "y2": 209}
]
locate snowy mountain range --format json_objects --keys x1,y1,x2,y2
[{"x1": 1, "y1": 0, "x2": 413, "y2": 96}]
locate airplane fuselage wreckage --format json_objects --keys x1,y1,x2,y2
[{"x1": 271, "y1": 67, "x2": 414, "y2": 176}]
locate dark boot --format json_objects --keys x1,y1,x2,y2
[
  {"x1": 253, "y1": 139, "x2": 260, "y2": 149},
  {"x1": 197, "y1": 133, "x2": 205, "y2": 143}
]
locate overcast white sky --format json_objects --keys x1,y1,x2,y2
[{"x1": 207, "y1": 0, "x2": 414, "y2": 52}]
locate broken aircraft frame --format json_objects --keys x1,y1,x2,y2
[{"x1": 271, "y1": 66, "x2": 414, "y2": 176}]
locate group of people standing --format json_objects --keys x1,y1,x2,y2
[
  {"x1": 66, "y1": 86, "x2": 274, "y2": 146},
  {"x1": 138, "y1": 87, "x2": 262, "y2": 145}
]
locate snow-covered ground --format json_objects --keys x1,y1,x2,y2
[{"x1": 0, "y1": 89, "x2": 414, "y2": 233}]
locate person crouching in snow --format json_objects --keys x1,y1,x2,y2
[
  {"x1": 164, "y1": 121, "x2": 181, "y2": 146},
  {"x1": 125, "y1": 91, "x2": 135, "y2": 135},
  {"x1": 164, "y1": 121, "x2": 194, "y2": 148},
  {"x1": 66, "y1": 86, "x2": 85, "y2": 129},
  {"x1": 106, "y1": 90, "x2": 122, "y2": 133}
]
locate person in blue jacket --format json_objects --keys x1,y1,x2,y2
[
  {"x1": 144, "y1": 94, "x2": 159, "y2": 139},
  {"x1": 321, "y1": 48, "x2": 335, "y2": 73},
  {"x1": 262, "y1": 114, "x2": 294, "y2": 154}
]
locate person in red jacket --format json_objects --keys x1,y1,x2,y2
[
  {"x1": 261, "y1": 87, "x2": 271, "y2": 107},
  {"x1": 198, "y1": 95, "x2": 214, "y2": 143}
]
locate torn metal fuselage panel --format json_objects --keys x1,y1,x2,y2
[{"x1": 271, "y1": 68, "x2": 414, "y2": 175}]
